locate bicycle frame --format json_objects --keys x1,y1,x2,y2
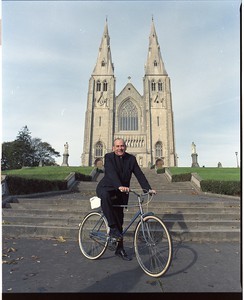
[
  {"x1": 121, "y1": 210, "x2": 154, "y2": 236},
  {"x1": 89, "y1": 216, "x2": 108, "y2": 241},
  {"x1": 108, "y1": 190, "x2": 155, "y2": 239},
  {"x1": 88, "y1": 190, "x2": 155, "y2": 245}
]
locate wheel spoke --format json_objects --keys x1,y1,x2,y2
[
  {"x1": 134, "y1": 216, "x2": 172, "y2": 277},
  {"x1": 78, "y1": 212, "x2": 108, "y2": 260}
]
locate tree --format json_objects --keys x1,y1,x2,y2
[
  {"x1": 2, "y1": 141, "x2": 20, "y2": 170},
  {"x1": 16, "y1": 125, "x2": 32, "y2": 144},
  {"x1": 15, "y1": 126, "x2": 34, "y2": 167},
  {"x1": 31, "y1": 138, "x2": 60, "y2": 166},
  {"x1": 1, "y1": 126, "x2": 61, "y2": 170}
]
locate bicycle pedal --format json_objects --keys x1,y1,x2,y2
[
  {"x1": 109, "y1": 237, "x2": 119, "y2": 243},
  {"x1": 108, "y1": 240, "x2": 117, "y2": 251}
]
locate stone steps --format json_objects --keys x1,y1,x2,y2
[
  {"x1": 2, "y1": 172, "x2": 240, "y2": 242},
  {"x1": 7, "y1": 194, "x2": 239, "y2": 207},
  {"x1": 3, "y1": 215, "x2": 239, "y2": 230},
  {"x1": 2, "y1": 225, "x2": 240, "y2": 243},
  {"x1": 4, "y1": 204, "x2": 239, "y2": 215},
  {"x1": 76, "y1": 171, "x2": 197, "y2": 195},
  {"x1": 4, "y1": 195, "x2": 240, "y2": 213},
  {"x1": 2, "y1": 210, "x2": 239, "y2": 222},
  {"x1": 2, "y1": 193, "x2": 240, "y2": 241}
]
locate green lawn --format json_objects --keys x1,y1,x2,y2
[
  {"x1": 2, "y1": 166, "x2": 94, "y2": 181},
  {"x1": 2, "y1": 166, "x2": 240, "y2": 182},
  {"x1": 169, "y1": 167, "x2": 240, "y2": 181}
]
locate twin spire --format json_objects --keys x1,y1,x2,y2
[
  {"x1": 92, "y1": 18, "x2": 167, "y2": 77},
  {"x1": 92, "y1": 18, "x2": 114, "y2": 76},
  {"x1": 145, "y1": 17, "x2": 168, "y2": 75}
]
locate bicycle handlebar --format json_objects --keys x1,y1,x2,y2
[
  {"x1": 129, "y1": 189, "x2": 156, "y2": 197},
  {"x1": 112, "y1": 189, "x2": 155, "y2": 208}
]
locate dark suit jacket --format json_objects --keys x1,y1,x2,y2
[{"x1": 96, "y1": 152, "x2": 151, "y2": 205}]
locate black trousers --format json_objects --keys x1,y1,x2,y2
[{"x1": 96, "y1": 189, "x2": 124, "y2": 233}]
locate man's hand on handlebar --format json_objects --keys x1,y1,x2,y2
[
  {"x1": 149, "y1": 189, "x2": 157, "y2": 195},
  {"x1": 118, "y1": 186, "x2": 130, "y2": 193},
  {"x1": 118, "y1": 187, "x2": 156, "y2": 195}
]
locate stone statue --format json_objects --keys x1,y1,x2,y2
[
  {"x1": 191, "y1": 142, "x2": 199, "y2": 167},
  {"x1": 191, "y1": 142, "x2": 196, "y2": 154},
  {"x1": 62, "y1": 142, "x2": 69, "y2": 166},
  {"x1": 64, "y1": 142, "x2": 69, "y2": 154}
]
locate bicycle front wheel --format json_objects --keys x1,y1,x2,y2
[
  {"x1": 134, "y1": 215, "x2": 172, "y2": 277},
  {"x1": 78, "y1": 212, "x2": 109, "y2": 260}
]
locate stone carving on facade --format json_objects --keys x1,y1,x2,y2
[{"x1": 116, "y1": 135, "x2": 145, "y2": 148}]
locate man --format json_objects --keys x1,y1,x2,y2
[{"x1": 96, "y1": 138, "x2": 156, "y2": 261}]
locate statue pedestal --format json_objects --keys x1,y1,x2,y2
[
  {"x1": 191, "y1": 153, "x2": 199, "y2": 167},
  {"x1": 61, "y1": 154, "x2": 69, "y2": 167}
]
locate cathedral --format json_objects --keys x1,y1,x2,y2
[{"x1": 81, "y1": 19, "x2": 177, "y2": 168}]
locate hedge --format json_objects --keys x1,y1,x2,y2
[
  {"x1": 171, "y1": 173, "x2": 192, "y2": 182},
  {"x1": 200, "y1": 180, "x2": 240, "y2": 196},
  {"x1": 6, "y1": 176, "x2": 67, "y2": 195},
  {"x1": 74, "y1": 172, "x2": 92, "y2": 181},
  {"x1": 156, "y1": 168, "x2": 165, "y2": 174}
]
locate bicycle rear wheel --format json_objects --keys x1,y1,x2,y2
[
  {"x1": 78, "y1": 212, "x2": 109, "y2": 260},
  {"x1": 134, "y1": 215, "x2": 172, "y2": 277}
]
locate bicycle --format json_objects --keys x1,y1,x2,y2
[{"x1": 78, "y1": 189, "x2": 172, "y2": 278}]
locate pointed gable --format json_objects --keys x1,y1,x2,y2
[{"x1": 116, "y1": 82, "x2": 142, "y2": 99}]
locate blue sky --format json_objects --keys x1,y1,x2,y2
[{"x1": 2, "y1": 0, "x2": 241, "y2": 167}]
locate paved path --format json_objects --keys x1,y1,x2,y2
[{"x1": 2, "y1": 235, "x2": 241, "y2": 294}]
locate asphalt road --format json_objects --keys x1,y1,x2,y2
[{"x1": 2, "y1": 235, "x2": 242, "y2": 297}]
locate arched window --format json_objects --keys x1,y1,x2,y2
[
  {"x1": 103, "y1": 81, "x2": 108, "y2": 91},
  {"x1": 119, "y1": 100, "x2": 138, "y2": 131},
  {"x1": 155, "y1": 141, "x2": 163, "y2": 158},
  {"x1": 158, "y1": 81, "x2": 163, "y2": 91},
  {"x1": 95, "y1": 141, "x2": 103, "y2": 157},
  {"x1": 151, "y1": 80, "x2": 156, "y2": 91},
  {"x1": 154, "y1": 60, "x2": 157, "y2": 66},
  {"x1": 96, "y1": 81, "x2": 101, "y2": 92}
]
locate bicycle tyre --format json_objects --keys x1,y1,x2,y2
[
  {"x1": 78, "y1": 212, "x2": 109, "y2": 260},
  {"x1": 134, "y1": 215, "x2": 172, "y2": 277}
]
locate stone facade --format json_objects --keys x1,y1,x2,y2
[{"x1": 81, "y1": 19, "x2": 176, "y2": 168}]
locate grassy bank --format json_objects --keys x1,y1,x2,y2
[
  {"x1": 3, "y1": 166, "x2": 240, "y2": 181},
  {"x1": 2, "y1": 166, "x2": 94, "y2": 181},
  {"x1": 168, "y1": 167, "x2": 240, "y2": 196},
  {"x1": 169, "y1": 167, "x2": 240, "y2": 181}
]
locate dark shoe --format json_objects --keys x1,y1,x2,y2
[
  {"x1": 115, "y1": 249, "x2": 132, "y2": 261},
  {"x1": 109, "y1": 227, "x2": 122, "y2": 241}
]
